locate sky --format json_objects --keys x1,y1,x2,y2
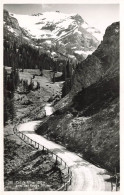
[{"x1": 4, "y1": 4, "x2": 119, "y2": 34}]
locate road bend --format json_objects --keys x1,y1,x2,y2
[{"x1": 17, "y1": 121, "x2": 111, "y2": 191}]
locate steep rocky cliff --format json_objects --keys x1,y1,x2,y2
[
  {"x1": 36, "y1": 22, "x2": 119, "y2": 173},
  {"x1": 72, "y1": 22, "x2": 119, "y2": 92}
]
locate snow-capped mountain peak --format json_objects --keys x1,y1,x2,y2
[{"x1": 4, "y1": 10, "x2": 103, "y2": 61}]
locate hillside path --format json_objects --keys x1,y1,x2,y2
[{"x1": 17, "y1": 121, "x2": 111, "y2": 191}]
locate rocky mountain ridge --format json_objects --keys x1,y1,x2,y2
[{"x1": 4, "y1": 9, "x2": 103, "y2": 62}]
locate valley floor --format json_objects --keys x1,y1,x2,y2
[{"x1": 14, "y1": 69, "x2": 64, "y2": 122}]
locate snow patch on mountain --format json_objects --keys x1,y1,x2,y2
[
  {"x1": 81, "y1": 22, "x2": 89, "y2": 28},
  {"x1": 74, "y1": 50, "x2": 93, "y2": 58},
  {"x1": 11, "y1": 12, "x2": 75, "y2": 40},
  {"x1": 74, "y1": 50, "x2": 92, "y2": 55},
  {"x1": 7, "y1": 25, "x2": 20, "y2": 36},
  {"x1": 86, "y1": 27, "x2": 103, "y2": 41},
  {"x1": 74, "y1": 28, "x2": 82, "y2": 34},
  {"x1": 81, "y1": 22, "x2": 103, "y2": 41}
]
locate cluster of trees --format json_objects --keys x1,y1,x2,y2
[
  {"x1": 4, "y1": 38, "x2": 71, "y2": 74},
  {"x1": 4, "y1": 66, "x2": 19, "y2": 124},
  {"x1": 4, "y1": 34, "x2": 63, "y2": 71},
  {"x1": 18, "y1": 79, "x2": 40, "y2": 94},
  {"x1": 4, "y1": 39, "x2": 45, "y2": 70},
  {"x1": 61, "y1": 60, "x2": 75, "y2": 96}
]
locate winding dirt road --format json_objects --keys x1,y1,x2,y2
[{"x1": 17, "y1": 121, "x2": 111, "y2": 191}]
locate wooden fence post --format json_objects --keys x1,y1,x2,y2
[
  {"x1": 56, "y1": 155, "x2": 58, "y2": 164},
  {"x1": 115, "y1": 167, "x2": 117, "y2": 191},
  {"x1": 111, "y1": 177, "x2": 113, "y2": 191},
  {"x1": 66, "y1": 183, "x2": 68, "y2": 191},
  {"x1": 64, "y1": 183, "x2": 65, "y2": 191}
]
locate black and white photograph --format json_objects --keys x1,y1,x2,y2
[{"x1": 2, "y1": 0, "x2": 121, "y2": 192}]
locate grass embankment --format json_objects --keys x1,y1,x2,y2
[{"x1": 4, "y1": 124, "x2": 63, "y2": 191}]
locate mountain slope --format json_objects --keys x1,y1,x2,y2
[
  {"x1": 36, "y1": 22, "x2": 119, "y2": 173},
  {"x1": 72, "y1": 21, "x2": 119, "y2": 92},
  {"x1": 4, "y1": 9, "x2": 103, "y2": 62}
]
